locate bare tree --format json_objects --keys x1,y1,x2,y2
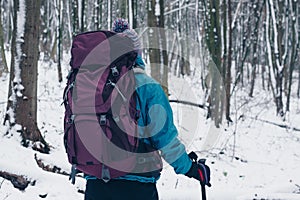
[
  {"x1": 265, "y1": 0, "x2": 294, "y2": 117},
  {"x1": 203, "y1": 0, "x2": 223, "y2": 127},
  {"x1": 4, "y1": 0, "x2": 49, "y2": 153},
  {"x1": 56, "y1": 0, "x2": 63, "y2": 82},
  {"x1": 223, "y1": 0, "x2": 233, "y2": 122},
  {"x1": 0, "y1": 0, "x2": 8, "y2": 76},
  {"x1": 147, "y1": 0, "x2": 169, "y2": 96},
  {"x1": 285, "y1": 0, "x2": 299, "y2": 112},
  {"x1": 249, "y1": 0, "x2": 266, "y2": 97},
  {"x1": 72, "y1": 0, "x2": 80, "y2": 35},
  {"x1": 131, "y1": 0, "x2": 137, "y2": 28},
  {"x1": 94, "y1": 0, "x2": 103, "y2": 29}
]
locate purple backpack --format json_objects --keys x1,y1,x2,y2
[{"x1": 62, "y1": 30, "x2": 150, "y2": 183}]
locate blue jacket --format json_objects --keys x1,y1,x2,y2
[
  {"x1": 116, "y1": 66, "x2": 192, "y2": 183},
  {"x1": 86, "y1": 60, "x2": 192, "y2": 183}
]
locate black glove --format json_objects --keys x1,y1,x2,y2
[{"x1": 185, "y1": 152, "x2": 211, "y2": 186}]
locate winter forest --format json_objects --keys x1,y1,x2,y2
[{"x1": 0, "y1": 0, "x2": 300, "y2": 199}]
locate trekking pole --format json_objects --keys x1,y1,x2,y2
[
  {"x1": 200, "y1": 183, "x2": 207, "y2": 200},
  {"x1": 198, "y1": 159, "x2": 207, "y2": 200},
  {"x1": 188, "y1": 152, "x2": 209, "y2": 200}
]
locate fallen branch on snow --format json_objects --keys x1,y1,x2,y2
[
  {"x1": 0, "y1": 171, "x2": 32, "y2": 190},
  {"x1": 246, "y1": 116, "x2": 300, "y2": 132},
  {"x1": 34, "y1": 153, "x2": 69, "y2": 176},
  {"x1": 34, "y1": 153, "x2": 84, "y2": 182}
]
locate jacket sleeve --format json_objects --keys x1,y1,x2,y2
[{"x1": 136, "y1": 76, "x2": 192, "y2": 175}]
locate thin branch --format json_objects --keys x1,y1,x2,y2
[
  {"x1": 231, "y1": 0, "x2": 243, "y2": 30},
  {"x1": 247, "y1": 116, "x2": 300, "y2": 132},
  {"x1": 0, "y1": 178, "x2": 4, "y2": 189},
  {"x1": 169, "y1": 99, "x2": 206, "y2": 109},
  {"x1": 164, "y1": 3, "x2": 196, "y2": 15}
]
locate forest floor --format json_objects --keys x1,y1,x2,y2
[{"x1": 0, "y1": 57, "x2": 300, "y2": 200}]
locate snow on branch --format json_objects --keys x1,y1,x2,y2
[
  {"x1": 164, "y1": 3, "x2": 196, "y2": 15},
  {"x1": 34, "y1": 153, "x2": 69, "y2": 176},
  {"x1": 231, "y1": 0, "x2": 243, "y2": 29}
]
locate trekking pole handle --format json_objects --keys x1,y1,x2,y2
[{"x1": 197, "y1": 159, "x2": 207, "y2": 200}]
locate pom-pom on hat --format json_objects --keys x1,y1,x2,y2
[{"x1": 112, "y1": 18, "x2": 129, "y2": 33}]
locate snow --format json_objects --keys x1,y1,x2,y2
[
  {"x1": 1, "y1": 52, "x2": 300, "y2": 200},
  {"x1": 0, "y1": 21, "x2": 300, "y2": 200}
]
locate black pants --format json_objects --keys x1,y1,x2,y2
[{"x1": 84, "y1": 179, "x2": 159, "y2": 200}]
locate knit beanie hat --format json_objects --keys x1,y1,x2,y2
[
  {"x1": 112, "y1": 18, "x2": 129, "y2": 33},
  {"x1": 112, "y1": 18, "x2": 145, "y2": 68},
  {"x1": 122, "y1": 29, "x2": 143, "y2": 54}
]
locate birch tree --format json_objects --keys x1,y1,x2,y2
[{"x1": 266, "y1": 0, "x2": 288, "y2": 117}]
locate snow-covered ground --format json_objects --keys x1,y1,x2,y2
[{"x1": 0, "y1": 56, "x2": 300, "y2": 200}]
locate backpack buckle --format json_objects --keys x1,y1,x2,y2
[
  {"x1": 111, "y1": 66, "x2": 119, "y2": 76},
  {"x1": 67, "y1": 115, "x2": 75, "y2": 124},
  {"x1": 99, "y1": 115, "x2": 107, "y2": 125}
]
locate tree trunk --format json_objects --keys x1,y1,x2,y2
[
  {"x1": 108, "y1": 0, "x2": 112, "y2": 30},
  {"x1": 5, "y1": 0, "x2": 49, "y2": 153},
  {"x1": 298, "y1": 63, "x2": 300, "y2": 98},
  {"x1": 159, "y1": 0, "x2": 169, "y2": 95},
  {"x1": 286, "y1": 0, "x2": 298, "y2": 112},
  {"x1": 3, "y1": 0, "x2": 18, "y2": 128},
  {"x1": 131, "y1": 0, "x2": 137, "y2": 28},
  {"x1": 119, "y1": 0, "x2": 127, "y2": 19},
  {"x1": 249, "y1": 0, "x2": 265, "y2": 97},
  {"x1": 57, "y1": 0, "x2": 63, "y2": 82},
  {"x1": 95, "y1": 0, "x2": 102, "y2": 29},
  {"x1": 80, "y1": 0, "x2": 86, "y2": 32},
  {"x1": 147, "y1": 0, "x2": 168, "y2": 96},
  {"x1": 225, "y1": 0, "x2": 232, "y2": 122},
  {"x1": 205, "y1": 0, "x2": 222, "y2": 127},
  {"x1": 40, "y1": 0, "x2": 50, "y2": 61},
  {"x1": 148, "y1": 0, "x2": 160, "y2": 81},
  {"x1": 72, "y1": 0, "x2": 79, "y2": 35},
  {"x1": 266, "y1": 0, "x2": 285, "y2": 117},
  {"x1": 0, "y1": 0, "x2": 8, "y2": 75}
]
